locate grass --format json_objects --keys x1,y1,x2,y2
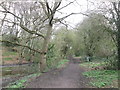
[
  {"x1": 79, "y1": 61, "x2": 106, "y2": 68},
  {"x1": 6, "y1": 73, "x2": 41, "y2": 88},
  {"x1": 4, "y1": 59, "x2": 68, "y2": 88},
  {"x1": 2, "y1": 51, "x2": 17, "y2": 56},
  {"x1": 2, "y1": 64, "x2": 40, "y2": 76},
  {"x1": 35, "y1": 59, "x2": 69, "y2": 73},
  {"x1": 3, "y1": 57, "x2": 13, "y2": 61},
  {"x1": 57, "y1": 59, "x2": 69, "y2": 68},
  {"x1": 2, "y1": 50, "x2": 18, "y2": 62},
  {"x1": 80, "y1": 59, "x2": 118, "y2": 88},
  {"x1": 83, "y1": 70, "x2": 118, "y2": 88}
]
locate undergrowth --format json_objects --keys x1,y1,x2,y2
[
  {"x1": 6, "y1": 73, "x2": 41, "y2": 88},
  {"x1": 80, "y1": 61, "x2": 106, "y2": 68},
  {"x1": 57, "y1": 59, "x2": 69, "y2": 68},
  {"x1": 83, "y1": 70, "x2": 118, "y2": 88}
]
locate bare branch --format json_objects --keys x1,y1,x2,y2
[
  {"x1": 1, "y1": 13, "x2": 7, "y2": 27},
  {"x1": 0, "y1": 10, "x2": 21, "y2": 20},
  {"x1": 0, "y1": 40, "x2": 45, "y2": 54},
  {"x1": 20, "y1": 23, "x2": 45, "y2": 39},
  {"x1": 112, "y1": 2, "x2": 119, "y2": 18},
  {"x1": 53, "y1": 1, "x2": 61, "y2": 13},
  {"x1": 57, "y1": 0, "x2": 75, "y2": 11},
  {"x1": 39, "y1": 2, "x2": 49, "y2": 17},
  {"x1": 1, "y1": 19, "x2": 45, "y2": 39},
  {"x1": 55, "y1": 12, "x2": 89, "y2": 23}
]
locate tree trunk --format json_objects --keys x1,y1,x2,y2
[
  {"x1": 112, "y1": 1, "x2": 120, "y2": 70},
  {"x1": 39, "y1": 24, "x2": 52, "y2": 72},
  {"x1": 117, "y1": 20, "x2": 120, "y2": 70}
]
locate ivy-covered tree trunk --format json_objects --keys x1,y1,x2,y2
[
  {"x1": 117, "y1": 20, "x2": 120, "y2": 70},
  {"x1": 112, "y1": 1, "x2": 120, "y2": 70},
  {"x1": 40, "y1": 24, "x2": 52, "y2": 72}
]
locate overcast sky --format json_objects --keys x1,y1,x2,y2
[
  {"x1": 56, "y1": 0, "x2": 90, "y2": 28},
  {"x1": 55, "y1": 0, "x2": 118, "y2": 28},
  {"x1": 54, "y1": 0, "x2": 102, "y2": 28},
  {"x1": 0, "y1": 0, "x2": 96, "y2": 28}
]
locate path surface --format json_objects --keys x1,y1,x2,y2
[{"x1": 26, "y1": 61, "x2": 90, "y2": 88}]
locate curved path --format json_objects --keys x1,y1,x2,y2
[{"x1": 26, "y1": 62, "x2": 90, "y2": 88}]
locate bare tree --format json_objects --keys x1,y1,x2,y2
[{"x1": 38, "y1": 0, "x2": 62, "y2": 71}]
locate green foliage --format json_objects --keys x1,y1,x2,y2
[
  {"x1": 3, "y1": 57, "x2": 12, "y2": 61},
  {"x1": 2, "y1": 51, "x2": 17, "y2": 56},
  {"x1": 80, "y1": 61, "x2": 106, "y2": 68},
  {"x1": 7, "y1": 73, "x2": 41, "y2": 88},
  {"x1": 74, "y1": 50, "x2": 81, "y2": 57},
  {"x1": 76, "y1": 13, "x2": 116, "y2": 57},
  {"x1": 80, "y1": 56, "x2": 118, "y2": 70},
  {"x1": 33, "y1": 52, "x2": 41, "y2": 63},
  {"x1": 2, "y1": 64, "x2": 40, "y2": 76},
  {"x1": 83, "y1": 70, "x2": 118, "y2": 88},
  {"x1": 53, "y1": 27, "x2": 77, "y2": 57},
  {"x1": 105, "y1": 56, "x2": 118, "y2": 70},
  {"x1": 75, "y1": 13, "x2": 117, "y2": 70},
  {"x1": 46, "y1": 43, "x2": 60, "y2": 68},
  {"x1": 57, "y1": 59, "x2": 69, "y2": 68},
  {"x1": 8, "y1": 79, "x2": 26, "y2": 88},
  {"x1": 90, "y1": 82, "x2": 108, "y2": 88},
  {"x1": 18, "y1": 36, "x2": 43, "y2": 63}
]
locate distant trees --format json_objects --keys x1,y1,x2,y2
[
  {"x1": 74, "y1": 0, "x2": 119, "y2": 69},
  {"x1": 75, "y1": 13, "x2": 116, "y2": 58},
  {"x1": 53, "y1": 27, "x2": 77, "y2": 57},
  {"x1": 92, "y1": 1, "x2": 120, "y2": 69}
]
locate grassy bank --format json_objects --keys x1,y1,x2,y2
[
  {"x1": 4, "y1": 59, "x2": 69, "y2": 88},
  {"x1": 83, "y1": 70, "x2": 118, "y2": 88},
  {"x1": 80, "y1": 61, "x2": 118, "y2": 88},
  {"x1": 5, "y1": 73, "x2": 41, "y2": 88},
  {"x1": 80, "y1": 60, "x2": 106, "y2": 69}
]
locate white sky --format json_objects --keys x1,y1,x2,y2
[
  {"x1": 0, "y1": 0, "x2": 89, "y2": 28},
  {"x1": 56, "y1": 0, "x2": 90, "y2": 28},
  {"x1": 55, "y1": 0, "x2": 119, "y2": 28}
]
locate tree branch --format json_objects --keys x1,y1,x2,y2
[
  {"x1": 53, "y1": 1, "x2": 61, "y2": 14},
  {"x1": 0, "y1": 40, "x2": 46, "y2": 54},
  {"x1": 20, "y1": 23, "x2": 45, "y2": 39},
  {"x1": 39, "y1": 2, "x2": 49, "y2": 17},
  {"x1": 1, "y1": 19, "x2": 45, "y2": 39},
  {"x1": 57, "y1": 0, "x2": 75, "y2": 11},
  {"x1": 55, "y1": 12, "x2": 89, "y2": 23},
  {"x1": 0, "y1": 10, "x2": 21, "y2": 20},
  {"x1": 112, "y1": 2, "x2": 119, "y2": 18}
]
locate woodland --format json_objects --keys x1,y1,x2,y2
[{"x1": 0, "y1": 0, "x2": 119, "y2": 88}]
